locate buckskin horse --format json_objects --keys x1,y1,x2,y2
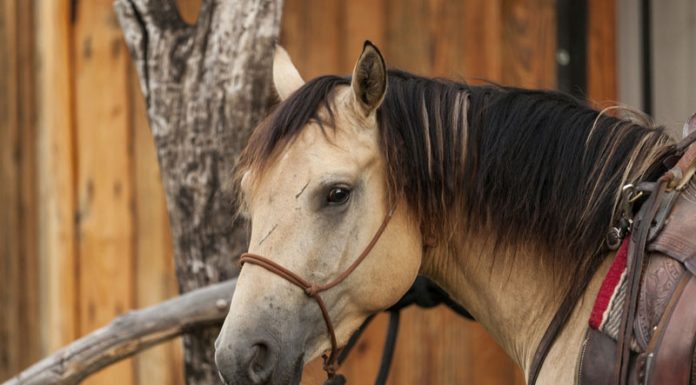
[{"x1": 214, "y1": 42, "x2": 696, "y2": 385}]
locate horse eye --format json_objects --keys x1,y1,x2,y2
[{"x1": 327, "y1": 187, "x2": 351, "y2": 205}]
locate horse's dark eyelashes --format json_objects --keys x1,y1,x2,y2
[{"x1": 326, "y1": 186, "x2": 351, "y2": 205}]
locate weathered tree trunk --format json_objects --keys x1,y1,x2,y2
[{"x1": 114, "y1": 1, "x2": 283, "y2": 383}]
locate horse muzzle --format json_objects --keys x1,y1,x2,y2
[{"x1": 215, "y1": 328, "x2": 304, "y2": 385}]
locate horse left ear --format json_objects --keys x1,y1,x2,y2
[
  {"x1": 273, "y1": 45, "x2": 305, "y2": 100},
  {"x1": 351, "y1": 41, "x2": 387, "y2": 116}
]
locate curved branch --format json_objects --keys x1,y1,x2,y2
[{"x1": 3, "y1": 280, "x2": 236, "y2": 385}]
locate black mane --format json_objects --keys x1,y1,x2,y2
[{"x1": 239, "y1": 69, "x2": 673, "y2": 298}]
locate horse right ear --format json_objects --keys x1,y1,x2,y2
[
  {"x1": 351, "y1": 41, "x2": 387, "y2": 116},
  {"x1": 273, "y1": 45, "x2": 305, "y2": 100}
]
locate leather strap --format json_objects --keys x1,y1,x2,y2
[
  {"x1": 615, "y1": 181, "x2": 666, "y2": 384},
  {"x1": 527, "y1": 115, "x2": 696, "y2": 385},
  {"x1": 648, "y1": 276, "x2": 696, "y2": 384},
  {"x1": 528, "y1": 283, "x2": 587, "y2": 385},
  {"x1": 240, "y1": 205, "x2": 395, "y2": 379}
]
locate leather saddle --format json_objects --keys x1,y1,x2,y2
[{"x1": 578, "y1": 118, "x2": 696, "y2": 385}]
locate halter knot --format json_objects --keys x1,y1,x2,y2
[
  {"x1": 305, "y1": 284, "x2": 320, "y2": 297},
  {"x1": 322, "y1": 353, "x2": 337, "y2": 376}
]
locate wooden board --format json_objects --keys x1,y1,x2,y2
[
  {"x1": 73, "y1": 1, "x2": 136, "y2": 384},
  {"x1": 35, "y1": 0, "x2": 79, "y2": 358},
  {"x1": 502, "y1": 0, "x2": 556, "y2": 89},
  {"x1": 15, "y1": 0, "x2": 41, "y2": 370},
  {"x1": 588, "y1": 0, "x2": 617, "y2": 104},
  {"x1": 0, "y1": 0, "x2": 41, "y2": 380},
  {"x1": 0, "y1": 0, "x2": 22, "y2": 379}
]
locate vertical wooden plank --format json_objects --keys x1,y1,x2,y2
[
  {"x1": 502, "y1": 0, "x2": 556, "y2": 89},
  {"x1": 0, "y1": 0, "x2": 21, "y2": 379},
  {"x1": 428, "y1": 0, "x2": 460, "y2": 77},
  {"x1": 305, "y1": 0, "x2": 343, "y2": 76},
  {"x1": 16, "y1": 0, "x2": 41, "y2": 370},
  {"x1": 73, "y1": 1, "x2": 136, "y2": 384},
  {"x1": 343, "y1": 0, "x2": 386, "y2": 70},
  {"x1": 461, "y1": 0, "x2": 504, "y2": 83},
  {"x1": 387, "y1": 307, "x2": 522, "y2": 385},
  {"x1": 427, "y1": 0, "x2": 503, "y2": 82},
  {"x1": 384, "y1": 0, "x2": 432, "y2": 74},
  {"x1": 36, "y1": 0, "x2": 79, "y2": 357},
  {"x1": 130, "y1": 53, "x2": 185, "y2": 385},
  {"x1": 282, "y1": 0, "x2": 343, "y2": 78},
  {"x1": 588, "y1": 0, "x2": 617, "y2": 104},
  {"x1": 279, "y1": 0, "x2": 306, "y2": 78}
]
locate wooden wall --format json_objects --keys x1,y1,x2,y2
[{"x1": 0, "y1": 0, "x2": 616, "y2": 384}]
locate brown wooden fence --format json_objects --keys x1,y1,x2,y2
[{"x1": 0, "y1": 0, "x2": 615, "y2": 384}]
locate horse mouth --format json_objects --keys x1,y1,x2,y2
[{"x1": 288, "y1": 354, "x2": 304, "y2": 385}]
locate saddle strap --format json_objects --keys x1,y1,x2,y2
[
  {"x1": 528, "y1": 114, "x2": 696, "y2": 385},
  {"x1": 647, "y1": 275, "x2": 696, "y2": 384},
  {"x1": 615, "y1": 181, "x2": 667, "y2": 384}
]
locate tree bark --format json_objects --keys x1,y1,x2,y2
[
  {"x1": 1, "y1": 280, "x2": 235, "y2": 385},
  {"x1": 113, "y1": 1, "x2": 283, "y2": 383}
]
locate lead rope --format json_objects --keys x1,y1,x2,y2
[{"x1": 240, "y1": 205, "x2": 396, "y2": 383}]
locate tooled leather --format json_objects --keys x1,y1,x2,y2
[
  {"x1": 634, "y1": 255, "x2": 684, "y2": 350},
  {"x1": 647, "y1": 276, "x2": 696, "y2": 385},
  {"x1": 649, "y1": 179, "x2": 696, "y2": 275}
]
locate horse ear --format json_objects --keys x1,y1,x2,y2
[
  {"x1": 273, "y1": 45, "x2": 305, "y2": 100},
  {"x1": 351, "y1": 41, "x2": 387, "y2": 115}
]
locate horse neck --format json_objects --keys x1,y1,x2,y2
[{"x1": 420, "y1": 234, "x2": 615, "y2": 379}]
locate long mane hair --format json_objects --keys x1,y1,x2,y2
[{"x1": 237, "y1": 69, "x2": 674, "y2": 300}]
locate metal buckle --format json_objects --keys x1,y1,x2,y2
[{"x1": 607, "y1": 184, "x2": 642, "y2": 250}]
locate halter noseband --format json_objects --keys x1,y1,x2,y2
[{"x1": 239, "y1": 205, "x2": 395, "y2": 380}]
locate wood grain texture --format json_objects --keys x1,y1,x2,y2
[
  {"x1": 343, "y1": 0, "x2": 386, "y2": 69},
  {"x1": 35, "y1": 0, "x2": 79, "y2": 358},
  {"x1": 461, "y1": 0, "x2": 503, "y2": 83},
  {"x1": 385, "y1": 0, "x2": 432, "y2": 74},
  {"x1": 588, "y1": 0, "x2": 618, "y2": 105},
  {"x1": 2, "y1": 280, "x2": 235, "y2": 385},
  {"x1": 73, "y1": 1, "x2": 136, "y2": 384},
  {"x1": 502, "y1": 0, "x2": 556, "y2": 89},
  {"x1": 0, "y1": 0, "x2": 21, "y2": 379},
  {"x1": 0, "y1": 0, "x2": 41, "y2": 380},
  {"x1": 16, "y1": 0, "x2": 41, "y2": 370}
]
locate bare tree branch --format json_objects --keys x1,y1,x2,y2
[{"x1": 2, "y1": 280, "x2": 236, "y2": 385}]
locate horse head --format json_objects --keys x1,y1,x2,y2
[{"x1": 214, "y1": 42, "x2": 423, "y2": 385}]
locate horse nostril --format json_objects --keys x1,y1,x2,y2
[{"x1": 246, "y1": 340, "x2": 278, "y2": 384}]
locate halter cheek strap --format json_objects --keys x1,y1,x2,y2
[{"x1": 239, "y1": 205, "x2": 395, "y2": 380}]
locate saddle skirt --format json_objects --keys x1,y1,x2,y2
[{"x1": 578, "y1": 177, "x2": 696, "y2": 385}]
